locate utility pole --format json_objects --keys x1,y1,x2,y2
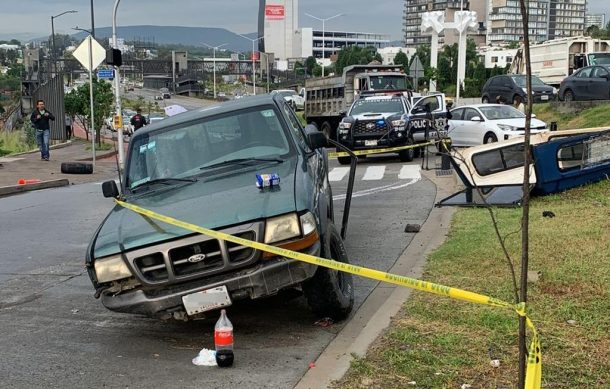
[
  {"x1": 50, "y1": 10, "x2": 77, "y2": 76},
  {"x1": 90, "y1": 0, "x2": 95, "y2": 38},
  {"x1": 202, "y1": 42, "x2": 228, "y2": 99},
  {"x1": 237, "y1": 34, "x2": 263, "y2": 95},
  {"x1": 112, "y1": 0, "x2": 124, "y2": 170}
]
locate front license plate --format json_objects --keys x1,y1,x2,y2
[
  {"x1": 182, "y1": 285, "x2": 232, "y2": 316},
  {"x1": 541, "y1": 95, "x2": 549, "y2": 101},
  {"x1": 365, "y1": 140, "x2": 378, "y2": 147}
]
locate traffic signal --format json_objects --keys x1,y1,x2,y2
[{"x1": 106, "y1": 48, "x2": 122, "y2": 67}]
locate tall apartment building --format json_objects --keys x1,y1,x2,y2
[
  {"x1": 487, "y1": 0, "x2": 550, "y2": 44},
  {"x1": 403, "y1": 0, "x2": 487, "y2": 47},
  {"x1": 585, "y1": 13, "x2": 606, "y2": 30},
  {"x1": 548, "y1": 0, "x2": 586, "y2": 39}
]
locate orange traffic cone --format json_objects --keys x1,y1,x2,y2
[{"x1": 17, "y1": 178, "x2": 42, "y2": 185}]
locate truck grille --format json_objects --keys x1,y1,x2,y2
[
  {"x1": 353, "y1": 120, "x2": 388, "y2": 136},
  {"x1": 128, "y1": 224, "x2": 261, "y2": 284}
]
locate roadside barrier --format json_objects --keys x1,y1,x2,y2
[{"x1": 115, "y1": 200, "x2": 542, "y2": 388}]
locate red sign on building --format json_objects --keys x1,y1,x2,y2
[
  {"x1": 265, "y1": 5, "x2": 285, "y2": 20},
  {"x1": 251, "y1": 51, "x2": 260, "y2": 61}
]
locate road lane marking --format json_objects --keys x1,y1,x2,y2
[
  {"x1": 328, "y1": 167, "x2": 350, "y2": 182},
  {"x1": 398, "y1": 165, "x2": 421, "y2": 180},
  {"x1": 333, "y1": 178, "x2": 420, "y2": 201},
  {"x1": 362, "y1": 165, "x2": 386, "y2": 181}
]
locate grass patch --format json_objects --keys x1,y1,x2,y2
[
  {"x1": 336, "y1": 180, "x2": 610, "y2": 388},
  {"x1": 296, "y1": 111, "x2": 306, "y2": 126},
  {"x1": 534, "y1": 102, "x2": 610, "y2": 130},
  {"x1": 0, "y1": 129, "x2": 36, "y2": 156},
  {"x1": 85, "y1": 142, "x2": 114, "y2": 151}
]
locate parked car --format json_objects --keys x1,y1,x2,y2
[
  {"x1": 481, "y1": 75, "x2": 556, "y2": 104},
  {"x1": 558, "y1": 65, "x2": 610, "y2": 101},
  {"x1": 274, "y1": 89, "x2": 305, "y2": 111},
  {"x1": 87, "y1": 93, "x2": 354, "y2": 321},
  {"x1": 162, "y1": 92, "x2": 171, "y2": 99},
  {"x1": 447, "y1": 104, "x2": 548, "y2": 146}
]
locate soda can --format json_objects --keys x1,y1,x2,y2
[{"x1": 256, "y1": 173, "x2": 280, "y2": 188}]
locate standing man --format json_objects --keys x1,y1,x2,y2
[
  {"x1": 65, "y1": 113, "x2": 73, "y2": 140},
  {"x1": 30, "y1": 99, "x2": 55, "y2": 161},
  {"x1": 130, "y1": 109, "x2": 147, "y2": 132}
]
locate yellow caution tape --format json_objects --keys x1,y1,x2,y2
[
  {"x1": 328, "y1": 140, "x2": 436, "y2": 159},
  {"x1": 115, "y1": 199, "x2": 541, "y2": 388}
]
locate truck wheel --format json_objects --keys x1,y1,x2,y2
[
  {"x1": 303, "y1": 224, "x2": 354, "y2": 321},
  {"x1": 61, "y1": 162, "x2": 93, "y2": 174},
  {"x1": 321, "y1": 121, "x2": 333, "y2": 140},
  {"x1": 337, "y1": 150, "x2": 351, "y2": 165},
  {"x1": 398, "y1": 137, "x2": 415, "y2": 162}
]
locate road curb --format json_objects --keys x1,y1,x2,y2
[
  {"x1": 77, "y1": 150, "x2": 118, "y2": 161},
  {"x1": 0, "y1": 179, "x2": 70, "y2": 198},
  {"x1": 294, "y1": 168, "x2": 457, "y2": 389}
]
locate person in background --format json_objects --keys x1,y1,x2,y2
[
  {"x1": 65, "y1": 114, "x2": 73, "y2": 139},
  {"x1": 130, "y1": 108, "x2": 147, "y2": 132},
  {"x1": 514, "y1": 95, "x2": 525, "y2": 113},
  {"x1": 30, "y1": 99, "x2": 55, "y2": 161},
  {"x1": 495, "y1": 95, "x2": 507, "y2": 105}
]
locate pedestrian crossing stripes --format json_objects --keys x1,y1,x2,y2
[
  {"x1": 362, "y1": 166, "x2": 386, "y2": 180},
  {"x1": 329, "y1": 164, "x2": 421, "y2": 182}
]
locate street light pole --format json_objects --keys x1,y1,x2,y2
[
  {"x1": 50, "y1": 10, "x2": 77, "y2": 76},
  {"x1": 236, "y1": 34, "x2": 263, "y2": 95},
  {"x1": 112, "y1": 0, "x2": 124, "y2": 171},
  {"x1": 202, "y1": 43, "x2": 227, "y2": 99},
  {"x1": 90, "y1": 0, "x2": 96, "y2": 38},
  {"x1": 305, "y1": 13, "x2": 344, "y2": 77}
]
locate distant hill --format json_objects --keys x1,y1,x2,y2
[{"x1": 38, "y1": 25, "x2": 258, "y2": 52}]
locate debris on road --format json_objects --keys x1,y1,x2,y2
[
  {"x1": 192, "y1": 348, "x2": 217, "y2": 366},
  {"x1": 313, "y1": 317, "x2": 334, "y2": 327},
  {"x1": 404, "y1": 224, "x2": 421, "y2": 233},
  {"x1": 542, "y1": 211, "x2": 555, "y2": 218}
]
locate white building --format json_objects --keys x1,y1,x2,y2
[
  {"x1": 481, "y1": 48, "x2": 518, "y2": 69},
  {"x1": 263, "y1": 0, "x2": 300, "y2": 60},
  {"x1": 377, "y1": 47, "x2": 416, "y2": 65},
  {"x1": 0, "y1": 44, "x2": 19, "y2": 51},
  {"x1": 585, "y1": 14, "x2": 606, "y2": 30}
]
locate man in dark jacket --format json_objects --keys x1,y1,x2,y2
[
  {"x1": 130, "y1": 109, "x2": 147, "y2": 132},
  {"x1": 30, "y1": 99, "x2": 55, "y2": 161}
]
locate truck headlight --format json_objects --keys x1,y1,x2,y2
[
  {"x1": 263, "y1": 212, "x2": 319, "y2": 258},
  {"x1": 264, "y1": 213, "x2": 301, "y2": 244},
  {"x1": 94, "y1": 256, "x2": 132, "y2": 283},
  {"x1": 339, "y1": 122, "x2": 352, "y2": 129}
]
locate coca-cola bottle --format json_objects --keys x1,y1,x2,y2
[{"x1": 214, "y1": 309, "x2": 234, "y2": 367}]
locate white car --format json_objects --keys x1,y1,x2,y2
[
  {"x1": 275, "y1": 89, "x2": 304, "y2": 111},
  {"x1": 447, "y1": 104, "x2": 548, "y2": 146}
]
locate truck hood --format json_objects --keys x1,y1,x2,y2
[
  {"x1": 351, "y1": 112, "x2": 400, "y2": 121},
  {"x1": 93, "y1": 159, "x2": 297, "y2": 258}
]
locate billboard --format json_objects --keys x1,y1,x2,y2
[{"x1": 265, "y1": 4, "x2": 285, "y2": 20}]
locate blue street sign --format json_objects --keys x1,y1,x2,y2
[{"x1": 97, "y1": 69, "x2": 114, "y2": 79}]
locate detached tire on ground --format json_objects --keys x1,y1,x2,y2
[
  {"x1": 61, "y1": 162, "x2": 93, "y2": 174},
  {"x1": 303, "y1": 224, "x2": 354, "y2": 321}
]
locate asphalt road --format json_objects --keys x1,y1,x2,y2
[{"x1": 0, "y1": 154, "x2": 437, "y2": 388}]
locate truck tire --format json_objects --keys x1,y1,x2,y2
[
  {"x1": 61, "y1": 162, "x2": 93, "y2": 174},
  {"x1": 321, "y1": 121, "x2": 333, "y2": 140},
  {"x1": 337, "y1": 149, "x2": 351, "y2": 165},
  {"x1": 398, "y1": 137, "x2": 415, "y2": 162},
  {"x1": 303, "y1": 224, "x2": 354, "y2": 321}
]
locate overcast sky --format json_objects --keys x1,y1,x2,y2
[{"x1": 1, "y1": 0, "x2": 609, "y2": 41}]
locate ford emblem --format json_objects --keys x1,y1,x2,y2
[{"x1": 187, "y1": 253, "x2": 207, "y2": 263}]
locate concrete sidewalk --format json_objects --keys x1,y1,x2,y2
[{"x1": 0, "y1": 139, "x2": 120, "y2": 189}]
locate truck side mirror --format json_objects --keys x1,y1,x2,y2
[
  {"x1": 102, "y1": 180, "x2": 119, "y2": 198},
  {"x1": 304, "y1": 124, "x2": 328, "y2": 149}
]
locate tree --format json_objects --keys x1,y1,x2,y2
[
  {"x1": 507, "y1": 41, "x2": 521, "y2": 49},
  {"x1": 414, "y1": 44, "x2": 431, "y2": 69},
  {"x1": 393, "y1": 50, "x2": 409, "y2": 71},
  {"x1": 64, "y1": 78, "x2": 114, "y2": 144},
  {"x1": 305, "y1": 56, "x2": 317, "y2": 76},
  {"x1": 334, "y1": 46, "x2": 383, "y2": 74}
]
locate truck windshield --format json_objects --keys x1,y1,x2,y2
[
  {"x1": 126, "y1": 106, "x2": 291, "y2": 190},
  {"x1": 369, "y1": 75, "x2": 409, "y2": 90},
  {"x1": 589, "y1": 53, "x2": 610, "y2": 65},
  {"x1": 350, "y1": 98, "x2": 405, "y2": 115}
]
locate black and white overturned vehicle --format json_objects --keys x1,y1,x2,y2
[{"x1": 336, "y1": 92, "x2": 447, "y2": 164}]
